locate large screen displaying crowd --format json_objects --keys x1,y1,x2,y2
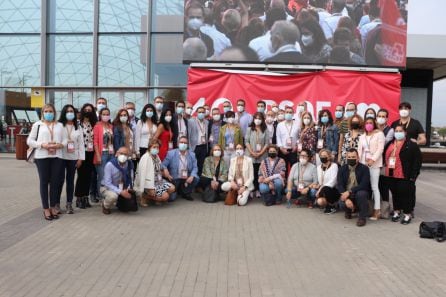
[{"x1": 182, "y1": 0, "x2": 408, "y2": 67}]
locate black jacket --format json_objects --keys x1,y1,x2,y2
[
  {"x1": 171, "y1": 114, "x2": 188, "y2": 148},
  {"x1": 384, "y1": 139, "x2": 422, "y2": 181},
  {"x1": 337, "y1": 162, "x2": 371, "y2": 194}
]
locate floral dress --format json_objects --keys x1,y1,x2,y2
[
  {"x1": 340, "y1": 131, "x2": 361, "y2": 165},
  {"x1": 151, "y1": 154, "x2": 171, "y2": 196}
]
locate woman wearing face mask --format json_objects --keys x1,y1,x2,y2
[
  {"x1": 363, "y1": 107, "x2": 376, "y2": 120},
  {"x1": 200, "y1": 144, "x2": 229, "y2": 203},
  {"x1": 383, "y1": 124, "x2": 421, "y2": 225},
  {"x1": 298, "y1": 111, "x2": 317, "y2": 156},
  {"x1": 154, "y1": 109, "x2": 174, "y2": 161},
  {"x1": 314, "y1": 149, "x2": 339, "y2": 214},
  {"x1": 265, "y1": 110, "x2": 277, "y2": 144},
  {"x1": 286, "y1": 149, "x2": 318, "y2": 208},
  {"x1": 340, "y1": 114, "x2": 363, "y2": 165},
  {"x1": 93, "y1": 107, "x2": 114, "y2": 200},
  {"x1": 58, "y1": 105, "x2": 85, "y2": 214},
  {"x1": 112, "y1": 109, "x2": 134, "y2": 156},
  {"x1": 218, "y1": 111, "x2": 243, "y2": 167},
  {"x1": 27, "y1": 103, "x2": 66, "y2": 220},
  {"x1": 358, "y1": 117, "x2": 385, "y2": 220},
  {"x1": 245, "y1": 112, "x2": 270, "y2": 198},
  {"x1": 299, "y1": 18, "x2": 332, "y2": 63},
  {"x1": 135, "y1": 139, "x2": 175, "y2": 206},
  {"x1": 74, "y1": 103, "x2": 97, "y2": 209},
  {"x1": 317, "y1": 109, "x2": 339, "y2": 163},
  {"x1": 258, "y1": 145, "x2": 286, "y2": 206},
  {"x1": 221, "y1": 144, "x2": 254, "y2": 206},
  {"x1": 135, "y1": 103, "x2": 158, "y2": 158}
]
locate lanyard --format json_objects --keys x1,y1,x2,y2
[
  {"x1": 285, "y1": 121, "x2": 293, "y2": 137},
  {"x1": 196, "y1": 119, "x2": 206, "y2": 135},
  {"x1": 46, "y1": 123, "x2": 55, "y2": 142},
  {"x1": 298, "y1": 164, "x2": 306, "y2": 183},
  {"x1": 179, "y1": 153, "x2": 188, "y2": 169}
]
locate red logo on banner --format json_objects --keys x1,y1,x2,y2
[{"x1": 187, "y1": 69, "x2": 401, "y2": 122}]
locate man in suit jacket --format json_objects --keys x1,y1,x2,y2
[
  {"x1": 337, "y1": 148, "x2": 371, "y2": 227},
  {"x1": 264, "y1": 20, "x2": 308, "y2": 64},
  {"x1": 162, "y1": 136, "x2": 199, "y2": 201},
  {"x1": 188, "y1": 106, "x2": 209, "y2": 177},
  {"x1": 171, "y1": 100, "x2": 188, "y2": 148}
]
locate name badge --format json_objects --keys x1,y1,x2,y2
[
  {"x1": 286, "y1": 137, "x2": 292, "y2": 147},
  {"x1": 388, "y1": 157, "x2": 396, "y2": 169},
  {"x1": 168, "y1": 141, "x2": 173, "y2": 150},
  {"x1": 237, "y1": 177, "x2": 244, "y2": 187},
  {"x1": 228, "y1": 143, "x2": 234, "y2": 150},
  {"x1": 317, "y1": 139, "x2": 324, "y2": 149},
  {"x1": 87, "y1": 142, "x2": 94, "y2": 152},
  {"x1": 108, "y1": 144, "x2": 114, "y2": 154},
  {"x1": 256, "y1": 143, "x2": 262, "y2": 152},
  {"x1": 201, "y1": 136, "x2": 206, "y2": 144},
  {"x1": 181, "y1": 169, "x2": 188, "y2": 179},
  {"x1": 67, "y1": 141, "x2": 75, "y2": 153},
  {"x1": 209, "y1": 135, "x2": 214, "y2": 143},
  {"x1": 297, "y1": 143, "x2": 303, "y2": 152},
  {"x1": 298, "y1": 183, "x2": 305, "y2": 191}
]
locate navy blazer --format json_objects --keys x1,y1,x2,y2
[
  {"x1": 171, "y1": 114, "x2": 188, "y2": 148},
  {"x1": 162, "y1": 149, "x2": 199, "y2": 179},
  {"x1": 337, "y1": 162, "x2": 371, "y2": 194}
]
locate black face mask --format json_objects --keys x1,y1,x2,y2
[
  {"x1": 351, "y1": 122, "x2": 360, "y2": 130},
  {"x1": 347, "y1": 158, "x2": 357, "y2": 167},
  {"x1": 320, "y1": 157, "x2": 328, "y2": 164},
  {"x1": 268, "y1": 152, "x2": 277, "y2": 158},
  {"x1": 84, "y1": 111, "x2": 94, "y2": 119}
]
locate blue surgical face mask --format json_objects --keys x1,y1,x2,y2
[
  {"x1": 178, "y1": 143, "x2": 188, "y2": 151},
  {"x1": 97, "y1": 103, "x2": 106, "y2": 111},
  {"x1": 335, "y1": 111, "x2": 343, "y2": 119},
  {"x1": 366, "y1": 113, "x2": 375, "y2": 119},
  {"x1": 223, "y1": 107, "x2": 231, "y2": 113},
  {"x1": 66, "y1": 112, "x2": 75, "y2": 121},
  {"x1": 257, "y1": 107, "x2": 265, "y2": 113},
  {"x1": 197, "y1": 112, "x2": 205, "y2": 120},
  {"x1": 285, "y1": 113, "x2": 293, "y2": 121},
  {"x1": 321, "y1": 116, "x2": 329, "y2": 124},
  {"x1": 176, "y1": 107, "x2": 184, "y2": 114},
  {"x1": 155, "y1": 103, "x2": 163, "y2": 111},
  {"x1": 345, "y1": 111, "x2": 355, "y2": 118},
  {"x1": 394, "y1": 132, "x2": 405, "y2": 140},
  {"x1": 44, "y1": 112, "x2": 54, "y2": 121},
  {"x1": 146, "y1": 111, "x2": 154, "y2": 118},
  {"x1": 150, "y1": 148, "x2": 159, "y2": 155}
]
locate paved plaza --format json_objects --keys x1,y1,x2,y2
[{"x1": 0, "y1": 154, "x2": 445, "y2": 297}]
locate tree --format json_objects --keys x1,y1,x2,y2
[{"x1": 438, "y1": 128, "x2": 446, "y2": 140}]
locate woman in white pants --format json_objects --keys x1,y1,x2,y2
[
  {"x1": 358, "y1": 117, "x2": 385, "y2": 220},
  {"x1": 221, "y1": 144, "x2": 254, "y2": 206}
]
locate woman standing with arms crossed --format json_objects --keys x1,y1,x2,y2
[
  {"x1": 93, "y1": 107, "x2": 114, "y2": 200},
  {"x1": 135, "y1": 103, "x2": 158, "y2": 157},
  {"x1": 74, "y1": 103, "x2": 97, "y2": 208},
  {"x1": 58, "y1": 105, "x2": 85, "y2": 214},
  {"x1": 27, "y1": 103, "x2": 66, "y2": 220}
]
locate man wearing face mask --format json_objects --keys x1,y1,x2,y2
[
  {"x1": 185, "y1": 102, "x2": 194, "y2": 120},
  {"x1": 100, "y1": 147, "x2": 135, "y2": 215},
  {"x1": 154, "y1": 96, "x2": 165, "y2": 123},
  {"x1": 235, "y1": 99, "x2": 253, "y2": 135},
  {"x1": 95, "y1": 97, "x2": 107, "y2": 117},
  {"x1": 221, "y1": 101, "x2": 233, "y2": 121},
  {"x1": 162, "y1": 136, "x2": 199, "y2": 201},
  {"x1": 276, "y1": 106, "x2": 300, "y2": 175},
  {"x1": 208, "y1": 108, "x2": 226, "y2": 148},
  {"x1": 172, "y1": 100, "x2": 189, "y2": 149},
  {"x1": 390, "y1": 102, "x2": 426, "y2": 146},
  {"x1": 337, "y1": 148, "x2": 371, "y2": 227},
  {"x1": 188, "y1": 106, "x2": 210, "y2": 177},
  {"x1": 184, "y1": 1, "x2": 214, "y2": 59}
]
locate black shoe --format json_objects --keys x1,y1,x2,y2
[
  {"x1": 183, "y1": 194, "x2": 194, "y2": 201},
  {"x1": 324, "y1": 206, "x2": 336, "y2": 215},
  {"x1": 66, "y1": 203, "x2": 74, "y2": 214},
  {"x1": 356, "y1": 218, "x2": 366, "y2": 227},
  {"x1": 75, "y1": 197, "x2": 81, "y2": 208},
  {"x1": 90, "y1": 194, "x2": 99, "y2": 203},
  {"x1": 79, "y1": 197, "x2": 86, "y2": 209},
  {"x1": 84, "y1": 196, "x2": 92, "y2": 208},
  {"x1": 43, "y1": 211, "x2": 53, "y2": 221},
  {"x1": 401, "y1": 215, "x2": 411, "y2": 225},
  {"x1": 391, "y1": 212, "x2": 401, "y2": 222},
  {"x1": 344, "y1": 209, "x2": 352, "y2": 219}
]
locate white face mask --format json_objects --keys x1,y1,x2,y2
[
  {"x1": 272, "y1": 107, "x2": 279, "y2": 113},
  {"x1": 212, "y1": 114, "x2": 221, "y2": 121},
  {"x1": 120, "y1": 116, "x2": 128, "y2": 123},
  {"x1": 205, "y1": 110, "x2": 210, "y2": 116},
  {"x1": 117, "y1": 154, "x2": 128, "y2": 163},
  {"x1": 237, "y1": 105, "x2": 244, "y2": 112},
  {"x1": 254, "y1": 119, "x2": 262, "y2": 126},
  {"x1": 186, "y1": 108, "x2": 193, "y2": 115},
  {"x1": 299, "y1": 158, "x2": 307, "y2": 165},
  {"x1": 155, "y1": 103, "x2": 163, "y2": 111},
  {"x1": 187, "y1": 18, "x2": 203, "y2": 31},
  {"x1": 127, "y1": 109, "x2": 135, "y2": 117},
  {"x1": 213, "y1": 150, "x2": 222, "y2": 157},
  {"x1": 236, "y1": 149, "x2": 244, "y2": 157},
  {"x1": 303, "y1": 118, "x2": 311, "y2": 126},
  {"x1": 377, "y1": 117, "x2": 386, "y2": 125},
  {"x1": 277, "y1": 114, "x2": 285, "y2": 121},
  {"x1": 298, "y1": 106, "x2": 305, "y2": 113},
  {"x1": 301, "y1": 34, "x2": 314, "y2": 47},
  {"x1": 164, "y1": 115, "x2": 172, "y2": 123},
  {"x1": 226, "y1": 117, "x2": 235, "y2": 124},
  {"x1": 399, "y1": 109, "x2": 410, "y2": 118},
  {"x1": 266, "y1": 116, "x2": 274, "y2": 124}
]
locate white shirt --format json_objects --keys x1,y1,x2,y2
[
  {"x1": 266, "y1": 123, "x2": 274, "y2": 144},
  {"x1": 249, "y1": 31, "x2": 274, "y2": 62},
  {"x1": 27, "y1": 121, "x2": 66, "y2": 159},
  {"x1": 317, "y1": 163, "x2": 338, "y2": 188},
  {"x1": 61, "y1": 124, "x2": 85, "y2": 161},
  {"x1": 200, "y1": 24, "x2": 231, "y2": 57},
  {"x1": 135, "y1": 120, "x2": 157, "y2": 149},
  {"x1": 259, "y1": 13, "x2": 294, "y2": 22},
  {"x1": 276, "y1": 120, "x2": 300, "y2": 149},
  {"x1": 360, "y1": 19, "x2": 382, "y2": 51},
  {"x1": 321, "y1": 13, "x2": 343, "y2": 40}
]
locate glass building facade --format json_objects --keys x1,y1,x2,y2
[{"x1": 0, "y1": 0, "x2": 188, "y2": 121}]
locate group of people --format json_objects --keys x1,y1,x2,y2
[
  {"x1": 27, "y1": 96, "x2": 423, "y2": 227},
  {"x1": 183, "y1": 0, "x2": 408, "y2": 66}
]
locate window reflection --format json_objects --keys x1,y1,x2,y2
[
  {"x1": 0, "y1": 0, "x2": 40, "y2": 33},
  {"x1": 73, "y1": 91, "x2": 93, "y2": 108},
  {"x1": 47, "y1": 90, "x2": 70, "y2": 114},
  {"x1": 152, "y1": 0, "x2": 184, "y2": 32},
  {"x1": 99, "y1": 0, "x2": 148, "y2": 32},
  {"x1": 124, "y1": 91, "x2": 147, "y2": 118},
  {"x1": 48, "y1": 0, "x2": 93, "y2": 33},
  {"x1": 0, "y1": 36, "x2": 40, "y2": 87},
  {"x1": 97, "y1": 91, "x2": 121, "y2": 118},
  {"x1": 149, "y1": 88, "x2": 186, "y2": 110},
  {"x1": 98, "y1": 35, "x2": 147, "y2": 86},
  {"x1": 47, "y1": 35, "x2": 93, "y2": 86}
]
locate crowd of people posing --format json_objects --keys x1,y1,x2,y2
[{"x1": 27, "y1": 96, "x2": 423, "y2": 227}]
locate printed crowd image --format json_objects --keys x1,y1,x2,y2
[{"x1": 182, "y1": 0, "x2": 408, "y2": 67}]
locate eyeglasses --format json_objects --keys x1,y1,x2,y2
[{"x1": 299, "y1": 155, "x2": 308, "y2": 158}]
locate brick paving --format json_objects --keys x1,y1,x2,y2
[{"x1": 0, "y1": 155, "x2": 445, "y2": 297}]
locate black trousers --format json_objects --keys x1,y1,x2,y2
[
  {"x1": 194, "y1": 144, "x2": 208, "y2": 177},
  {"x1": 351, "y1": 190, "x2": 370, "y2": 219},
  {"x1": 280, "y1": 149, "x2": 298, "y2": 178},
  {"x1": 318, "y1": 186, "x2": 340, "y2": 204},
  {"x1": 253, "y1": 162, "x2": 260, "y2": 191},
  {"x1": 200, "y1": 177, "x2": 223, "y2": 192},
  {"x1": 388, "y1": 178, "x2": 416, "y2": 214},
  {"x1": 35, "y1": 158, "x2": 64, "y2": 209},
  {"x1": 58, "y1": 159, "x2": 77, "y2": 204},
  {"x1": 379, "y1": 175, "x2": 390, "y2": 202},
  {"x1": 75, "y1": 151, "x2": 94, "y2": 197}
]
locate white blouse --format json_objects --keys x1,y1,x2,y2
[
  {"x1": 27, "y1": 121, "x2": 66, "y2": 159},
  {"x1": 61, "y1": 124, "x2": 85, "y2": 161},
  {"x1": 317, "y1": 163, "x2": 338, "y2": 188},
  {"x1": 135, "y1": 120, "x2": 158, "y2": 149}
]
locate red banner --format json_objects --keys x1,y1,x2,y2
[{"x1": 187, "y1": 68, "x2": 401, "y2": 122}]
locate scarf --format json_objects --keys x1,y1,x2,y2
[{"x1": 111, "y1": 157, "x2": 134, "y2": 189}]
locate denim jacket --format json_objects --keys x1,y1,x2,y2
[{"x1": 317, "y1": 124, "x2": 339, "y2": 154}]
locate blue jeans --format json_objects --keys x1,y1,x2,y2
[
  {"x1": 95, "y1": 151, "x2": 112, "y2": 199},
  {"x1": 259, "y1": 179, "x2": 284, "y2": 203},
  {"x1": 169, "y1": 177, "x2": 199, "y2": 202},
  {"x1": 286, "y1": 188, "x2": 317, "y2": 203}
]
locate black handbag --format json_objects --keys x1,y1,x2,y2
[
  {"x1": 202, "y1": 186, "x2": 219, "y2": 203},
  {"x1": 116, "y1": 191, "x2": 138, "y2": 212},
  {"x1": 419, "y1": 221, "x2": 445, "y2": 242}
]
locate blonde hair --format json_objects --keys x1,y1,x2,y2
[{"x1": 41, "y1": 103, "x2": 57, "y2": 122}]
